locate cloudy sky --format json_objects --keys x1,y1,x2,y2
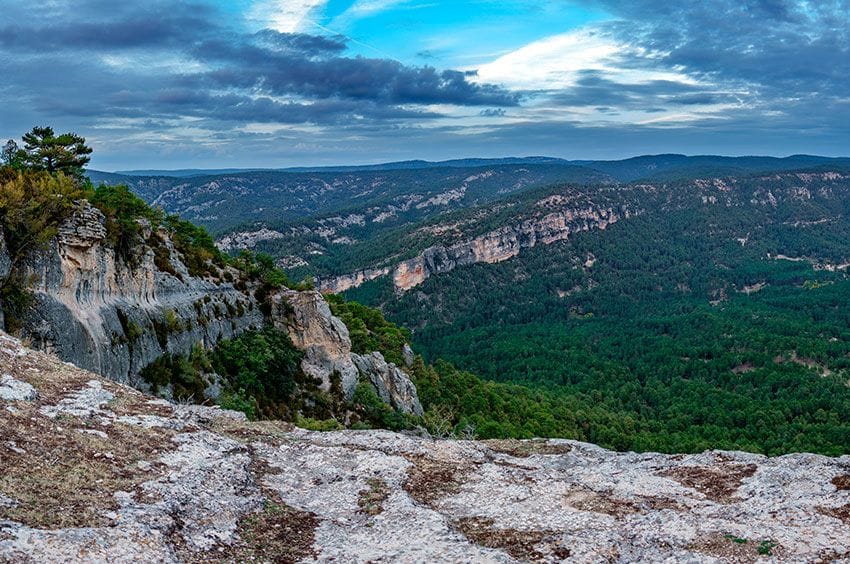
[{"x1": 0, "y1": 1, "x2": 848, "y2": 170}]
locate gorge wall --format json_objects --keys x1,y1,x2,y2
[
  {"x1": 0, "y1": 202, "x2": 421, "y2": 414},
  {"x1": 14, "y1": 203, "x2": 262, "y2": 387},
  {"x1": 319, "y1": 203, "x2": 630, "y2": 294}
]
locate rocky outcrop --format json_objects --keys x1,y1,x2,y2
[
  {"x1": 352, "y1": 351, "x2": 423, "y2": 415},
  {"x1": 0, "y1": 224, "x2": 9, "y2": 328},
  {"x1": 318, "y1": 266, "x2": 390, "y2": 294},
  {"x1": 320, "y1": 204, "x2": 627, "y2": 293},
  {"x1": 2, "y1": 334, "x2": 850, "y2": 563},
  {"x1": 14, "y1": 203, "x2": 263, "y2": 386},
  {"x1": 271, "y1": 289, "x2": 360, "y2": 397},
  {"x1": 271, "y1": 290, "x2": 423, "y2": 411},
  {"x1": 1, "y1": 203, "x2": 425, "y2": 416}
]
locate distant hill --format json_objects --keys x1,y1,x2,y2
[{"x1": 104, "y1": 154, "x2": 850, "y2": 181}]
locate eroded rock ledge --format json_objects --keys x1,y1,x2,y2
[
  {"x1": 319, "y1": 202, "x2": 631, "y2": 294},
  {"x1": 1, "y1": 333, "x2": 849, "y2": 563}
]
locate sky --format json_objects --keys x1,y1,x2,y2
[{"x1": 0, "y1": 0, "x2": 848, "y2": 170}]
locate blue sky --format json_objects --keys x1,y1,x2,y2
[{"x1": 0, "y1": 1, "x2": 848, "y2": 169}]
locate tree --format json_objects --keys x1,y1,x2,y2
[
  {"x1": 21, "y1": 126, "x2": 92, "y2": 180},
  {"x1": 1, "y1": 140, "x2": 24, "y2": 168}
]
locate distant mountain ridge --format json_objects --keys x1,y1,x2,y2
[{"x1": 103, "y1": 153, "x2": 850, "y2": 181}]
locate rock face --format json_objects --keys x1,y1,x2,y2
[
  {"x1": 2, "y1": 333, "x2": 850, "y2": 563},
  {"x1": 352, "y1": 351, "x2": 424, "y2": 416},
  {"x1": 271, "y1": 289, "x2": 360, "y2": 397},
  {"x1": 320, "y1": 203, "x2": 627, "y2": 293},
  {"x1": 2, "y1": 205, "x2": 424, "y2": 414},
  {"x1": 272, "y1": 290, "x2": 423, "y2": 411},
  {"x1": 0, "y1": 224, "x2": 9, "y2": 328},
  {"x1": 14, "y1": 203, "x2": 263, "y2": 386}
]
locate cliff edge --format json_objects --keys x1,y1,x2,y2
[{"x1": 1, "y1": 332, "x2": 848, "y2": 563}]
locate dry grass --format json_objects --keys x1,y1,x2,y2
[
  {"x1": 182, "y1": 445, "x2": 318, "y2": 563},
  {"x1": 453, "y1": 516, "x2": 568, "y2": 562},
  {"x1": 819, "y1": 503, "x2": 850, "y2": 524},
  {"x1": 832, "y1": 475, "x2": 850, "y2": 490},
  {"x1": 659, "y1": 463, "x2": 757, "y2": 502},
  {"x1": 220, "y1": 498, "x2": 318, "y2": 563},
  {"x1": 483, "y1": 439, "x2": 573, "y2": 458},
  {"x1": 403, "y1": 456, "x2": 476, "y2": 506},
  {"x1": 209, "y1": 417, "x2": 295, "y2": 447},
  {"x1": 689, "y1": 533, "x2": 781, "y2": 562},
  {"x1": 358, "y1": 478, "x2": 390, "y2": 516},
  {"x1": 0, "y1": 406, "x2": 173, "y2": 528}
]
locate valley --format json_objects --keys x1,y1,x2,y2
[{"x1": 83, "y1": 157, "x2": 850, "y2": 455}]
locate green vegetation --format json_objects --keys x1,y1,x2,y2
[
  {"x1": 211, "y1": 327, "x2": 313, "y2": 420},
  {"x1": 326, "y1": 293, "x2": 410, "y2": 365},
  {"x1": 345, "y1": 174, "x2": 850, "y2": 455},
  {"x1": 4, "y1": 126, "x2": 92, "y2": 181}
]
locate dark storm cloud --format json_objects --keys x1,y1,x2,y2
[
  {"x1": 584, "y1": 0, "x2": 850, "y2": 106},
  {"x1": 0, "y1": 3, "x2": 218, "y2": 51},
  {"x1": 0, "y1": 0, "x2": 517, "y2": 137},
  {"x1": 549, "y1": 71, "x2": 739, "y2": 109}
]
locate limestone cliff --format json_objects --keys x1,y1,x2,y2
[
  {"x1": 1, "y1": 333, "x2": 848, "y2": 563},
  {"x1": 14, "y1": 203, "x2": 262, "y2": 387},
  {"x1": 320, "y1": 202, "x2": 630, "y2": 293},
  {"x1": 272, "y1": 289, "x2": 422, "y2": 414},
  {"x1": 0, "y1": 202, "x2": 423, "y2": 415}
]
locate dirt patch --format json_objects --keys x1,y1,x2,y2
[
  {"x1": 107, "y1": 392, "x2": 175, "y2": 419},
  {"x1": 219, "y1": 498, "x2": 318, "y2": 563},
  {"x1": 358, "y1": 478, "x2": 390, "y2": 516},
  {"x1": 484, "y1": 439, "x2": 573, "y2": 458},
  {"x1": 660, "y1": 463, "x2": 757, "y2": 502},
  {"x1": 404, "y1": 456, "x2": 477, "y2": 506},
  {"x1": 690, "y1": 533, "x2": 781, "y2": 562},
  {"x1": 832, "y1": 475, "x2": 850, "y2": 490},
  {"x1": 564, "y1": 488, "x2": 639, "y2": 518},
  {"x1": 731, "y1": 362, "x2": 756, "y2": 374},
  {"x1": 453, "y1": 516, "x2": 567, "y2": 562},
  {"x1": 0, "y1": 407, "x2": 173, "y2": 528},
  {"x1": 209, "y1": 417, "x2": 295, "y2": 447},
  {"x1": 819, "y1": 503, "x2": 850, "y2": 524},
  {"x1": 176, "y1": 445, "x2": 319, "y2": 563}
]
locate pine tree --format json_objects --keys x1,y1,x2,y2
[{"x1": 21, "y1": 126, "x2": 92, "y2": 181}]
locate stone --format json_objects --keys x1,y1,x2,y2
[
  {"x1": 0, "y1": 374, "x2": 38, "y2": 401},
  {"x1": 16, "y1": 201, "x2": 264, "y2": 385},
  {"x1": 272, "y1": 289, "x2": 359, "y2": 397},
  {"x1": 352, "y1": 351, "x2": 424, "y2": 416}
]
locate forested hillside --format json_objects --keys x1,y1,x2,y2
[{"x1": 340, "y1": 170, "x2": 850, "y2": 454}]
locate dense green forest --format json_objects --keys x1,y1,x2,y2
[{"x1": 344, "y1": 177, "x2": 850, "y2": 456}]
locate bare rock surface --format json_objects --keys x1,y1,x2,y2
[
  {"x1": 0, "y1": 374, "x2": 37, "y2": 402},
  {"x1": 2, "y1": 331, "x2": 850, "y2": 563},
  {"x1": 272, "y1": 289, "x2": 360, "y2": 397}
]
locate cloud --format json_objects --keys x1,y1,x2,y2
[
  {"x1": 248, "y1": 0, "x2": 328, "y2": 33},
  {"x1": 0, "y1": 0, "x2": 847, "y2": 168},
  {"x1": 0, "y1": 0, "x2": 518, "y2": 140},
  {"x1": 480, "y1": 108, "x2": 507, "y2": 117}
]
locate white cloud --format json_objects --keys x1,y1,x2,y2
[
  {"x1": 473, "y1": 28, "x2": 693, "y2": 91},
  {"x1": 248, "y1": 0, "x2": 328, "y2": 33}
]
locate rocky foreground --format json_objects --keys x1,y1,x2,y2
[{"x1": 1, "y1": 333, "x2": 850, "y2": 563}]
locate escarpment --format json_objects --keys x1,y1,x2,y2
[
  {"x1": 15, "y1": 203, "x2": 263, "y2": 386},
  {"x1": 1, "y1": 202, "x2": 422, "y2": 415},
  {"x1": 320, "y1": 202, "x2": 631, "y2": 293}
]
